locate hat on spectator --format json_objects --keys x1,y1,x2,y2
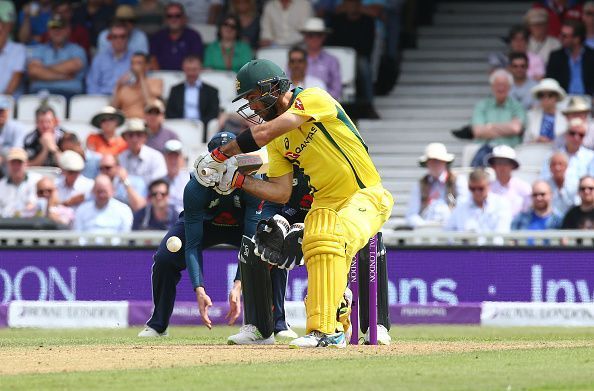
[
  {"x1": 121, "y1": 118, "x2": 147, "y2": 135},
  {"x1": 0, "y1": 0, "x2": 16, "y2": 23},
  {"x1": 144, "y1": 99, "x2": 165, "y2": 113},
  {"x1": 164, "y1": 139, "x2": 183, "y2": 154},
  {"x1": 418, "y1": 143, "x2": 455, "y2": 166},
  {"x1": 0, "y1": 96, "x2": 11, "y2": 110},
  {"x1": 562, "y1": 96, "x2": 591, "y2": 115},
  {"x1": 59, "y1": 150, "x2": 85, "y2": 172},
  {"x1": 524, "y1": 8, "x2": 548, "y2": 25},
  {"x1": 486, "y1": 145, "x2": 519, "y2": 169},
  {"x1": 300, "y1": 17, "x2": 332, "y2": 34},
  {"x1": 91, "y1": 106, "x2": 125, "y2": 128},
  {"x1": 115, "y1": 5, "x2": 136, "y2": 20},
  {"x1": 531, "y1": 78, "x2": 566, "y2": 101},
  {"x1": 47, "y1": 14, "x2": 66, "y2": 29},
  {"x1": 6, "y1": 147, "x2": 28, "y2": 162}
]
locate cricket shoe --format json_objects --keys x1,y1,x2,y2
[
  {"x1": 227, "y1": 324, "x2": 275, "y2": 345},
  {"x1": 289, "y1": 331, "x2": 346, "y2": 349},
  {"x1": 138, "y1": 326, "x2": 169, "y2": 337},
  {"x1": 275, "y1": 327, "x2": 299, "y2": 340},
  {"x1": 364, "y1": 325, "x2": 392, "y2": 345}
]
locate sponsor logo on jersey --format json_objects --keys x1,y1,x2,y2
[
  {"x1": 299, "y1": 194, "x2": 313, "y2": 209},
  {"x1": 213, "y1": 212, "x2": 239, "y2": 226},
  {"x1": 285, "y1": 151, "x2": 300, "y2": 160},
  {"x1": 294, "y1": 98, "x2": 304, "y2": 110}
]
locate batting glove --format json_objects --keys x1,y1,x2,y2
[
  {"x1": 254, "y1": 215, "x2": 290, "y2": 266},
  {"x1": 193, "y1": 148, "x2": 229, "y2": 187},
  {"x1": 279, "y1": 223, "x2": 304, "y2": 270},
  {"x1": 214, "y1": 157, "x2": 245, "y2": 195}
]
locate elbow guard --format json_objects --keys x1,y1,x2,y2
[{"x1": 236, "y1": 128, "x2": 260, "y2": 153}]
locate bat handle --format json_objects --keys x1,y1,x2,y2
[{"x1": 200, "y1": 167, "x2": 217, "y2": 177}]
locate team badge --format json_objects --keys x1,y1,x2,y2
[
  {"x1": 294, "y1": 98, "x2": 304, "y2": 110},
  {"x1": 235, "y1": 79, "x2": 241, "y2": 92},
  {"x1": 285, "y1": 151, "x2": 300, "y2": 160},
  {"x1": 234, "y1": 195, "x2": 242, "y2": 208}
]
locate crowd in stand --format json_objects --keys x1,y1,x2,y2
[
  {"x1": 0, "y1": 0, "x2": 401, "y2": 234},
  {"x1": 406, "y1": 0, "x2": 594, "y2": 238}
]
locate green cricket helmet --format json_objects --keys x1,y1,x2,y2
[{"x1": 233, "y1": 59, "x2": 291, "y2": 124}]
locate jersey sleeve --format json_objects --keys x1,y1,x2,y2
[
  {"x1": 286, "y1": 88, "x2": 337, "y2": 122},
  {"x1": 266, "y1": 138, "x2": 293, "y2": 178}
]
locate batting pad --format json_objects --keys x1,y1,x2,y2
[
  {"x1": 239, "y1": 235, "x2": 274, "y2": 338},
  {"x1": 302, "y1": 208, "x2": 348, "y2": 334}
]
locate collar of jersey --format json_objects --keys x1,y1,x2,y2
[{"x1": 288, "y1": 86, "x2": 304, "y2": 107}]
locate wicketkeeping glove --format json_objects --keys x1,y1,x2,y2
[
  {"x1": 214, "y1": 157, "x2": 245, "y2": 195},
  {"x1": 254, "y1": 215, "x2": 290, "y2": 266},
  {"x1": 193, "y1": 147, "x2": 228, "y2": 187},
  {"x1": 279, "y1": 223, "x2": 304, "y2": 270}
]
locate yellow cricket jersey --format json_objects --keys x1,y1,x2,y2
[{"x1": 267, "y1": 87, "x2": 381, "y2": 209}]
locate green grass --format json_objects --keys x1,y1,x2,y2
[{"x1": 1, "y1": 326, "x2": 594, "y2": 390}]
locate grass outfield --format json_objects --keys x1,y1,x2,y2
[{"x1": 1, "y1": 326, "x2": 594, "y2": 390}]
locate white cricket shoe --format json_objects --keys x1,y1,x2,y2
[
  {"x1": 275, "y1": 327, "x2": 299, "y2": 339},
  {"x1": 289, "y1": 330, "x2": 346, "y2": 349},
  {"x1": 227, "y1": 324, "x2": 275, "y2": 345},
  {"x1": 138, "y1": 326, "x2": 169, "y2": 337},
  {"x1": 364, "y1": 324, "x2": 392, "y2": 345}
]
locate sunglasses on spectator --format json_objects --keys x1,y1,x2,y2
[
  {"x1": 150, "y1": 191, "x2": 168, "y2": 197},
  {"x1": 109, "y1": 34, "x2": 128, "y2": 40},
  {"x1": 166, "y1": 13, "x2": 183, "y2": 19},
  {"x1": 37, "y1": 188, "x2": 54, "y2": 196},
  {"x1": 125, "y1": 132, "x2": 146, "y2": 138},
  {"x1": 537, "y1": 92, "x2": 557, "y2": 99},
  {"x1": 146, "y1": 109, "x2": 162, "y2": 115},
  {"x1": 532, "y1": 192, "x2": 547, "y2": 197},
  {"x1": 579, "y1": 186, "x2": 594, "y2": 192},
  {"x1": 568, "y1": 130, "x2": 585, "y2": 138},
  {"x1": 289, "y1": 57, "x2": 305, "y2": 63},
  {"x1": 99, "y1": 165, "x2": 114, "y2": 171},
  {"x1": 468, "y1": 186, "x2": 486, "y2": 192}
]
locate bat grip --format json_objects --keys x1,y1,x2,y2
[{"x1": 200, "y1": 167, "x2": 216, "y2": 177}]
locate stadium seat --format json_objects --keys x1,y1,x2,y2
[
  {"x1": 325, "y1": 46, "x2": 356, "y2": 102},
  {"x1": 461, "y1": 143, "x2": 481, "y2": 167},
  {"x1": 0, "y1": 94, "x2": 15, "y2": 117},
  {"x1": 200, "y1": 70, "x2": 237, "y2": 111},
  {"x1": 255, "y1": 47, "x2": 289, "y2": 71},
  {"x1": 17, "y1": 94, "x2": 67, "y2": 121},
  {"x1": 148, "y1": 70, "x2": 185, "y2": 100},
  {"x1": 189, "y1": 23, "x2": 217, "y2": 45},
  {"x1": 28, "y1": 165, "x2": 61, "y2": 178},
  {"x1": 68, "y1": 95, "x2": 111, "y2": 122},
  {"x1": 515, "y1": 144, "x2": 552, "y2": 168},
  {"x1": 163, "y1": 119, "x2": 206, "y2": 158}
]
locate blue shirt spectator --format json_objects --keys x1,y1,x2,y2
[
  {"x1": 512, "y1": 181, "x2": 563, "y2": 231},
  {"x1": 17, "y1": 1, "x2": 52, "y2": 44},
  {"x1": 567, "y1": 48, "x2": 585, "y2": 94}
]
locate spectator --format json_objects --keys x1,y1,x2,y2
[
  {"x1": 118, "y1": 118, "x2": 167, "y2": 186},
  {"x1": 165, "y1": 54, "x2": 220, "y2": 142},
  {"x1": 59, "y1": 132, "x2": 101, "y2": 180},
  {"x1": 0, "y1": 148, "x2": 41, "y2": 218},
  {"x1": 406, "y1": 143, "x2": 468, "y2": 228},
  {"x1": 259, "y1": 0, "x2": 313, "y2": 47},
  {"x1": 35, "y1": 176, "x2": 74, "y2": 227},
  {"x1": 72, "y1": 0, "x2": 115, "y2": 47},
  {"x1": 541, "y1": 117, "x2": 594, "y2": 185},
  {"x1": 558, "y1": 96, "x2": 594, "y2": 149},
  {"x1": 74, "y1": 174, "x2": 133, "y2": 233},
  {"x1": 489, "y1": 25, "x2": 545, "y2": 81},
  {"x1": 17, "y1": 0, "x2": 52, "y2": 44},
  {"x1": 144, "y1": 99, "x2": 179, "y2": 153},
  {"x1": 40, "y1": 1, "x2": 91, "y2": 56},
  {"x1": 445, "y1": 168, "x2": 512, "y2": 245},
  {"x1": 524, "y1": 78, "x2": 568, "y2": 143},
  {"x1": 161, "y1": 139, "x2": 188, "y2": 213},
  {"x1": 0, "y1": 9, "x2": 26, "y2": 96},
  {"x1": 86, "y1": 106, "x2": 127, "y2": 156},
  {"x1": 562, "y1": 175, "x2": 594, "y2": 229},
  {"x1": 508, "y1": 52, "x2": 538, "y2": 110},
  {"x1": 175, "y1": 0, "x2": 223, "y2": 25},
  {"x1": 0, "y1": 1, "x2": 15, "y2": 33},
  {"x1": 582, "y1": 1, "x2": 594, "y2": 48},
  {"x1": 56, "y1": 150, "x2": 94, "y2": 209},
  {"x1": 97, "y1": 5, "x2": 148, "y2": 54},
  {"x1": 532, "y1": 0, "x2": 582, "y2": 38},
  {"x1": 286, "y1": 46, "x2": 327, "y2": 90},
  {"x1": 86, "y1": 21, "x2": 134, "y2": 95},
  {"x1": 27, "y1": 15, "x2": 87, "y2": 99},
  {"x1": 227, "y1": 0, "x2": 260, "y2": 50},
  {"x1": 525, "y1": 8, "x2": 561, "y2": 65},
  {"x1": 329, "y1": 0, "x2": 380, "y2": 111},
  {"x1": 98, "y1": 153, "x2": 146, "y2": 212},
  {"x1": 23, "y1": 106, "x2": 65, "y2": 167},
  {"x1": 546, "y1": 152, "x2": 579, "y2": 216},
  {"x1": 513, "y1": 180, "x2": 563, "y2": 230},
  {"x1": 149, "y1": 2, "x2": 203, "y2": 71},
  {"x1": 132, "y1": 179, "x2": 177, "y2": 230},
  {"x1": 487, "y1": 145, "x2": 531, "y2": 218},
  {"x1": 300, "y1": 18, "x2": 342, "y2": 101},
  {"x1": 112, "y1": 52, "x2": 163, "y2": 118},
  {"x1": 471, "y1": 69, "x2": 526, "y2": 160},
  {"x1": 203, "y1": 14, "x2": 252, "y2": 73},
  {"x1": 133, "y1": 0, "x2": 165, "y2": 35},
  {"x1": 0, "y1": 97, "x2": 27, "y2": 161},
  {"x1": 546, "y1": 20, "x2": 594, "y2": 95}
]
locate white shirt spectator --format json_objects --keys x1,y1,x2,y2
[
  {"x1": 56, "y1": 175, "x2": 94, "y2": 205},
  {"x1": 164, "y1": 168, "x2": 190, "y2": 214},
  {"x1": 541, "y1": 146, "x2": 594, "y2": 185},
  {"x1": 547, "y1": 177, "x2": 580, "y2": 216},
  {"x1": 0, "y1": 172, "x2": 41, "y2": 217},
  {"x1": 0, "y1": 120, "x2": 27, "y2": 155},
  {"x1": 445, "y1": 193, "x2": 512, "y2": 245},
  {"x1": 0, "y1": 40, "x2": 26, "y2": 93},
  {"x1": 175, "y1": 0, "x2": 222, "y2": 25},
  {"x1": 184, "y1": 81, "x2": 200, "y2": 121},
  {"x1": 74, "y1": 198, "x2": 133, "y2": 233},
  {"x1": 119, "y1": 145, "x2": 167, "y2": 186},
  {"x1": 260, "y1": 0, "x2": 313, "y2": 46},
  {"x1": 490, "y1": 177, "x2": 531, "y2": 217}
]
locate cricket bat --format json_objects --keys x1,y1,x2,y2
[{"x1": 200, "y1": 147, "x2": 268, "y2": 177}]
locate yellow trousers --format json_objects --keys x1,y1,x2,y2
[{"x1": 302, "y1": 183, "x2": 393, "y2": 334}]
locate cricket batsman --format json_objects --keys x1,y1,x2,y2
[{"x1": 194, "y1": 59, "x2": 394, "y2": 348}]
